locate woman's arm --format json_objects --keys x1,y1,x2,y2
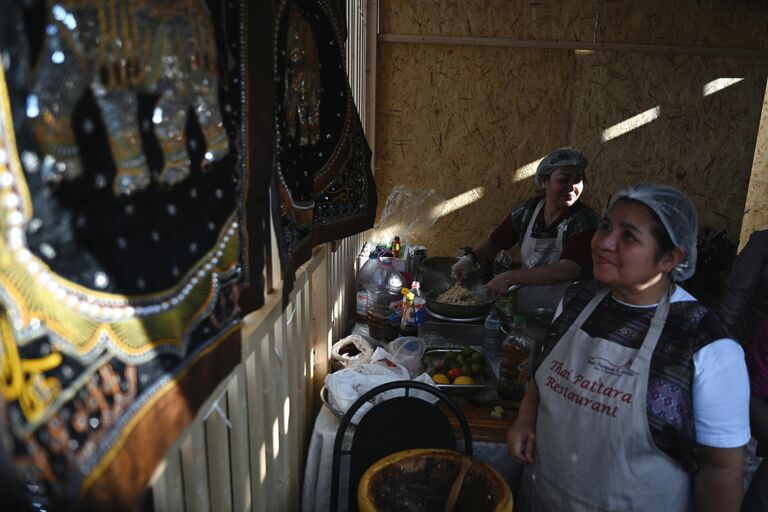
[
  {"x1": 694, "y1": 444, "x2": 744, "y2": 512},
  {"x1": 719, "y1": 231, "x2": 768, "y2": 327},
  {"x1": 487, "y1": 260, "x2": 581, "y2": 294},
  {"x1": 506, "y1": 383, "x2": 540, "y2": 464},
  {"x1": 469, "y1": 236, "x2": 500, "y2": 263}
]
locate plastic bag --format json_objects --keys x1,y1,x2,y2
[
  {"x1": 375, "y1": 186, "x2": 445, "y2": 244},
  {"x1": 325, "y1": 347, "x2": 436, "y2": 419},
  {"x1": 330, "y1": 335, "x2": 374, "y2": 372},
  {"x1": 385, "y1": 337, "x2": 426, "y2": 378}
]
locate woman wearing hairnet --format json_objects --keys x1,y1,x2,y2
[
  {"x1": 507, "y1": 184, "x2": 750, "y2": 511},
  {"x1": 450, "y1": 147, "x2": 599, "y2": 310}
]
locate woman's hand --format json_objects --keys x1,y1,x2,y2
[
  {"x1": 488, "y1": 272, "x2": 514, "y2": 295},
  {"x1": 507, "y1": 421, "x2": 536, "y2": 464},
  {"x1": 506, "y1": 384, "x2": 540, "y2": 464},
  {"x1": 450, "y1": 255, "x2": 475, "y2": 282}
]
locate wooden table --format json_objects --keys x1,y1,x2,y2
[{"x1": 440, "y1": 396, "x2": 520, "y2": 443}]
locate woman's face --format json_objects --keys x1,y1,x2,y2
[
  {"x1": 591, "y1": 200, "x2": 680, "y2": 292},
  {"x1": 543, "y1": 166, "x2": 584, "y2": 210}
]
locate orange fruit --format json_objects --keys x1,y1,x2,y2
[
  {"x1": 453, "y1": 376, "x2": 475, "y2": 385},
  {"x1": 432, "y1": 373, "x2": 450, "y2": 385}
]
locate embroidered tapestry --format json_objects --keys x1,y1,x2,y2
[
  {"x1": 273, "y1": 0, "x2": 377, "y2": 276},
  {"x1": 0, "y1": 0, "x2": 262, "y2": 508}
]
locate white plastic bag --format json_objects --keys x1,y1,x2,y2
[
  {"x1": 330, "y1": 335, "x2": 374, "y2": 372},
  {"x1": 382, "y1": 337, "x2": 425, "y2": 378},
  {"x1": 325, "y1": 347, "x2": 436, "y2": 420}
]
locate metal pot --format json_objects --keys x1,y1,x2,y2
[{"x1": 420, "y1": 256, "x2": 493, "y2": 320}]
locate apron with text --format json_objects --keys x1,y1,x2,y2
[
  {"x1": 522, "y1": 287, "x2": 692, "y2": 512},
  {"x1": 517, "y1": 199, "x2": 571, "y2": 311}
]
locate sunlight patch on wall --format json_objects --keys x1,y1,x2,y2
[
  {"x1": 513, "y1": 158, "x2": 545, "y2": 183},
  {"x1": 283, "y1": 396, "x2": 291, "y2": 435},
  {"x1": 702, "y1": 78, "x2": 744, "y2": 97},
  {"x1": 431, "y1": 186, "x2": 484, "y2": 219},
  {"x1": 259, "y1": 442, "x2": 267, "y2": 483},
  {"x1": 272, "y1": 417, "x2": 280, "y2": 459},
  {"x1": 601, "y1": 107, "x2": 661, "y2": 142}
]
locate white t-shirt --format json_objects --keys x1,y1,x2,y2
[{"x1": 554, "y1": 286, "x2": 751, "y2": 448}]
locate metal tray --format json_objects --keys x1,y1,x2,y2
[{"x1": 422, "y1": 347, "x2": 496, "y2": 395}]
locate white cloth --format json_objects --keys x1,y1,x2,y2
[
  {"x1": 552, "y1": 285, "x2": 751, "y2": 449},
  {"x1": 517, "y1": 199, "x2": 570, "y2": 310}
]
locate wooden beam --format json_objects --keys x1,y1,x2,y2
[{"x1": 378, "y1": 33, "x2": 768, "y2": 59}]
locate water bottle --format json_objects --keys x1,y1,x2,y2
[
  {"x1": 482, "y1": 308, "x2": 502, "y2": 357},
  {"x1": 355, "y1": 257, "x2": 379, "y2": 323},
  {"x1": 498, "y1": 314, "x2": 533, "y2": 401},
  {"x1": 366, "y1": 258, "x2": 405, "y2": 342}
]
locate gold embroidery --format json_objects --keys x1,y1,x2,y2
[{"x1": 0, "y1": 316, "x2": 62, "y2": 423}]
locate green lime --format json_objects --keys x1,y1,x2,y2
[
  {"x1": 471, "y1": 352, "x2": 483, "y2": 362},
  {"x1": 448, "y1": 360, "x2": 461, "y2": 370},
  {"x1": 445, "y1": 351, "x2": 456, "y2": 360},
  {"x1": 471, "y1": 362, "x2": 482, "y2": 374},
  {"x1": 461, "y1": 347, "x2": 473, "y2": 357},
  {"x1": 456, "y1": 354, "x2": 465, "y2": 364}
]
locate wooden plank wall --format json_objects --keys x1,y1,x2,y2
[
  {"x1": 146, "y1": 0, "x2": 371, "y2": 508},
  {"x1": 375, "y1": 0, "x2": 768, "y2": 255}
]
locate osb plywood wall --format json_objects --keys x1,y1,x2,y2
[
  {"x1": 379, "y1": 0, "x2": 768, "y2": 48},
  {"x1": 568, "y1": 53, "x2": 765, "y2": 238},
  {"x1": 742, "y1": 88, "x2": 768, "y2": 249},
  {"x1": 375, "y1": 44, "x2": 571, "y2": 255},
  {"x1": 374, "y1": 0, "x2": 768, "y2": 255}
]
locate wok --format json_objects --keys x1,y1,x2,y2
[{"x1": 420, "y1": 257, "x2": 498, "y2": 320}]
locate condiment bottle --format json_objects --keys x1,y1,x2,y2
[
  {"x1": 399, "y1": 288, "x2": 418, "y2": 337},
  {"x1": 392, "y1": 236, "x2": 401, "y2": 258}
]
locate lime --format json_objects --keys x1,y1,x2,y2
[
  {"x1": 471, "y1": 362, "x2": 482, "y2": 374},
  {"x1": 461, "y1": 347, "x2": 473, "y2": 357},
  {"x1": 471, "y1": 352, "x2": 483, "y2": 362},
  {"x1": 445, "y1": 351, "x2": 456, "y2": 360}
]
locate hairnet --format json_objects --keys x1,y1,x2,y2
[
  {"x1": 534, "y1": 147, "x2": 588, "y2": 188},
  {"x1": 607, "y1": 183, "x2": 698, "y2": 282}
]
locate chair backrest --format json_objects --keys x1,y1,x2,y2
[{"x1": 329, "y1": 380, "x2": 473, "y2": 511}]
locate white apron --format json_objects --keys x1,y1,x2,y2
[
  {"x1": 517, "y1": 199, "x2": 571, "y2": 311},
  {"x1": 520, "y1": 287, "x2": 692, "y2": 512}
]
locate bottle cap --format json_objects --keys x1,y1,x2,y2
[
  {"x1": 411, "y1": 281, "x2": 420, "y2": 289},
  {"x1": 401, "y1": 287, "x2": 410, "y2": 296}
]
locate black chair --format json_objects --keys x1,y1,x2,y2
[{"x1": 329, "y1": 380, "x2": 473, "y2": 511}]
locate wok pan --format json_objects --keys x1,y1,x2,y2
[{"x1": 420, "y1": 256, "x2": 512, "y2": 320}]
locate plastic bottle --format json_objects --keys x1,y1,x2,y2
[
  {"x1": 392, "y1": 236, "x2": 401, "y2": 258},
  {"x1": 398, "y1": 281, "x2": 426, "y2": 337},
  {"x1": 399, "y1": 288, "x2": 418, "y2": 337},
  {"x1": 498, "y1": 314, "x2": 533, "y2": 400},
  {"x1": 355, "y1": 257, "x2": 380, "y2": 323},
  {"x1": 482, "y1": 308, "x2": 502, "y2": 358},
  {"x1": 366, "y1": 258, "x2": 405, "y2": 341}
]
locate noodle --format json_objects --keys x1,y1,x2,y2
[{"x1": 436, "y1": 285, "x2": 481, "y2": 306}]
